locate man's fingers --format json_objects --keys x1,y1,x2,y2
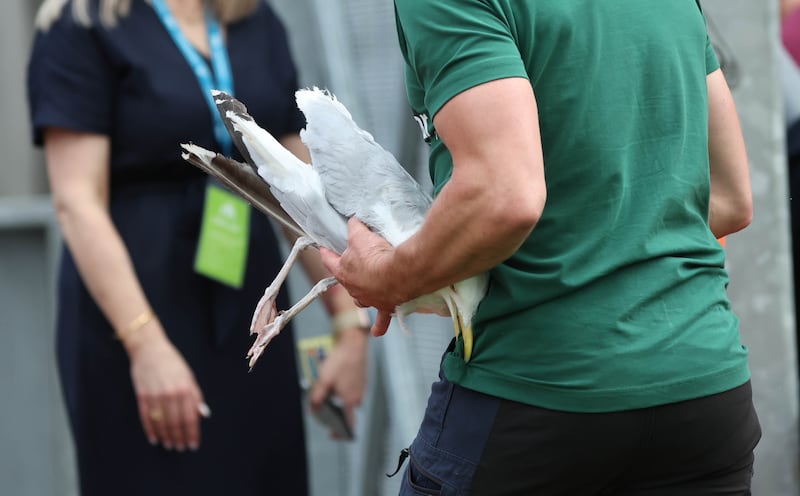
[
  {"x1": 371, "y1": 310, "x2": 393, "y2": 337},
  {"x1": 346, "y1": 216, "x2": 368, "y2": 233},
  {"x1": 319, "y1": 246, "x2": 340, "y2": 274}
]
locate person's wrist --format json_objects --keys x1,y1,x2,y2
[
  {"x1": 390, "y1": 244, "x2": 422, "y2": 303},
  {"x1": 331, "y1": 308, "x2": 370, "y2": 341},
  {"x1": 120, "y1": 316, "x2": 165, "y2": 357},
  {"x1": 116, "y1": 309, "x2": 155, "y2": 341}
]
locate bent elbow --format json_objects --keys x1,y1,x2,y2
[
  {"x1": 732, "y1": 200, "x2": 754, "y2": 233},
  {"x1": 51, "y1": 194, "x2": 75, "y2": 228},
  {"x1": 710, "y1": 196, "x2": 753, "y2": 238},
  {"x1": 497, "y1": 187, "x2": 546, "y2": 237},
  {"x1": 729, "y1": 191, "x2": 754, "y2": 233},
  {"x1": 517, "y1": 194, "x2": 546, "y2": 231}
]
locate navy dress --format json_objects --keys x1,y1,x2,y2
[{"x1": 27, "y1": 2, "x2": 308, "y2": 494}]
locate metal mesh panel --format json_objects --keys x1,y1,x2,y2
[
  {"x1": 310, "y1": 2, "x2": 454, "y2": 494},
  {"x1": 270, "y1": 0, "x2": 453, "y2": 494}
]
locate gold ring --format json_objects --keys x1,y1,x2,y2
[{"x1": 149, "y1": 408, "x2": 164, "y2": 421}]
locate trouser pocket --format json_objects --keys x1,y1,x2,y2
[{"x1": 405, "y1": 453, "x2": 444, "y2": 495}]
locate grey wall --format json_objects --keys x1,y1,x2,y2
[
  {"x1": 0, "y1": 197, "x2": 74, "y2": 495},
  {"x1": 0, "y1": 1, "x2": 46, "y2": 196},
  {"x1": 704, "y1": 0, "x2": 800, "y2": 494},
  {"x1": 0, "y1": 4, "x2": 76, "y2": 496},
  {"x1": 0, "y1": 1, "x2": 797, "y2": 496}
]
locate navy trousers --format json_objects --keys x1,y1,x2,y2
[{"x1": 399, "y1": 361, "x2": 760, "y2": 495}]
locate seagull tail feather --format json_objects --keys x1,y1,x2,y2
[
  {"x1": 443, "y1": 292, "x2": 473, "y2": 363},
  {"x1": 457, "y1": 311, "x2": 473, "y2": 363},
  {"x1": 212, "y1": 90, "x2": 312, "y2": 193}
]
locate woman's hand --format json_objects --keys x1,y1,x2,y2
[
  {"x1": 126, "y1": 322, "x2": 208, "y2": 452},
  {"x1": 43, "y1": 129, "x2": 212, "y2": 450},
  {"x1": 309, "y1": 326, "x2": 369, "y2": 437}
]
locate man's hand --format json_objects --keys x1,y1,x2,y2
[{"x1": 320, "y1": 218, "x2": 410, "y2": 322}]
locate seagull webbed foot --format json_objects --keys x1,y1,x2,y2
[{"x1": 247, "y1": 276, "x2": 340, "y2": 370}]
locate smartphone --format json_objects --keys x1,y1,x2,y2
[{"x1": 300, "y1": 380, "x2": 353, "y2": 440}]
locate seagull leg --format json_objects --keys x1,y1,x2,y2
[
  {"x1": 248, "y1": 236, "x2": 316, "y2": 355},
  {"x1": 248, "y1": 276, "x2": 340, "y2": 370}
]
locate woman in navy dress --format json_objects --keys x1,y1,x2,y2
[{"x1": 27, "y1": 1, "x2": 369, "y2": 494}]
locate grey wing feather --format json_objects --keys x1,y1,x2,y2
[
  {"x1": 296, "y1": 88, "x2": 432, "y2": 245},
  {"x1": 270, "y1": 185, "x2": 349, "y2": 253},
  {"x1": 180, "y1": 143, "x2": 305, "y2": 238},
  {"x1": 208, "y1": 91, "x2": 350, "y2": 253},
  {"x1": 315, "y1": 141, "x2": 431, "y2": 245}
]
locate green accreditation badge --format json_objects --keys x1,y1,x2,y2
[{"x1": 194, "y1": 183, "x2": 251, "y2": 288}]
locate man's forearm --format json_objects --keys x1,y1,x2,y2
[{"x1": 392, "y1": 166, "x2": 542, "y2": 300}]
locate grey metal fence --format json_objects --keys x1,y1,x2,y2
[{"x1": 1, "y1": 1, "x2": 797, "y2": 495}]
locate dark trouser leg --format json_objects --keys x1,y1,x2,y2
[{"x1": 401, "y1": 371, "x2": 760, "y2": 496}]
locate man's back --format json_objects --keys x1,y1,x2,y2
[{"x1": 395, "y1": 0, "x2": 750, "y2": 413}]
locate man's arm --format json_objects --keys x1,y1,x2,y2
[
  {"x1": 322, "y1": 77, "x2": 546, "y2": 330},
  {"x1": 396, "y1": 77, "x2": 546, "y2": 292},
  {"x1": 707, "y1": 68, "x2": 753, "y2": 238}
]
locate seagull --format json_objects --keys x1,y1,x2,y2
[{"x1": 182, "y1": 88, "x2": 489, "y2": 368}]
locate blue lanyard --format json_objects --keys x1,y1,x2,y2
[{"x1": 152, "y1": 0, "x2": 234, "y2": 156}]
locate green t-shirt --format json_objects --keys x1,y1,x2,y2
[{"x1": 394, "y1": 0, "x2": 750, "y2": 412}]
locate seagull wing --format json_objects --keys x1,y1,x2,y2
[
  {"x1": 297, "y1": 88, "x2": 489, "y2": 362},
  {"x1": 296, "y1": 88, "x2": 432, "y2": 246},
  {"x1": 211, "y1": 91, "x2": 349, "y2": 254},
  {"x1": 181, "y1": 143, "x2": 304, "y2": 238},
  {"x1": 185, "y1": 89, "x2": 488, "y2": 363}
]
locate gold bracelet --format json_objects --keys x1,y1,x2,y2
[
  {"x1": 116, "y1": 309, "x2": 155, "y2": 341},
  {"x1": 331, "y1": 309, "x2": 370, "y2": 339}
]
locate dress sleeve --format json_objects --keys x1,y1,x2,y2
[
  {"x1": 27, "y1": 12, "x2": 115, "y2": 146},
  {"x1": 261, "y1": 4, "x2": 305, "y2": 136}
]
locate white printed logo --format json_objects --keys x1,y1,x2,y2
[{"x1": 413, "y1": 113, "x2": 437, "y2": 144}]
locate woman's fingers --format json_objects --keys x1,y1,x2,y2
[
  {"x1": 163, "y1": 393, "x2": 187, "y2": 451},
  {"x1": 129, "y1": 338, "x2": 208, "y2": 452},
  {"x1": 147, "y1": 398, "x2": 172, "y2": 450},
  {"x1": 137, "y1": 389, "x2": 205, "y2": 451},
  {"x1": 180, "y1": 393, "x2": 202, "y2": 451},
  {"x1": 138, "y1": 396, "x2": 159, "y2": 446}
]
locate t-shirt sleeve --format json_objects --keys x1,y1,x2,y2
[
  {"x1": 394, "y1": 0, "x2": 528, "y2": 119},
  {"x1": 694, "y1": 1, "x2": 721, "y2": 74},
  {"x1": 704, "y1": 35, "x2": 721, "y2": 75},
  {"x1": 27, "y1": 13, "x2": 114, "y2": 146}
]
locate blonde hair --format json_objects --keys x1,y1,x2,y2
[{"x1": 35, "y1": 0, "x2": 260, "y2": 31}]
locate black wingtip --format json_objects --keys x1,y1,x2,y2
[
  {"x1": 211, "y1": 90, "x2": 257, "y2": 169},
  {"x1": 213, "y1": 90, "x2": 251, "y2": 120}
]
